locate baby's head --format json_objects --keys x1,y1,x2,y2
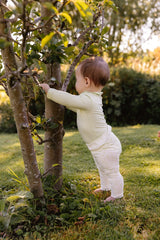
[{"x1": 77, "y1": 57, "x2": 110, "y2": 87}]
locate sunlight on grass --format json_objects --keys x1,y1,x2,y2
[
  {"x1": 9, "y1": 160, "x2": 24, "y2": 169},
  {"x1": 131, "y1": 124, "x2": 142, "y2": 129},
  {"x1": 64, "y1": 131, "x2": 78, "y2": 138},
  {"x1": 145, "y1": 165, "x2": 160, "y2": 175},
  {"x1": 0, "y1": 125, "x2": 160, "y2": 239},
  {"x1": 0, "y1": 88, "x2": 10, "y2": 104}
]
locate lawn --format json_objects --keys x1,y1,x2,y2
[{"x1": 0, "y1": 125, "x2": 160, "y2": 239}]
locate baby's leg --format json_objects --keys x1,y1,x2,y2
[
  {"x1": 95, "y1": 151, "x2": 124, "y2": 201},
  {"x1": 104, "y1": 171, "x2": 123, "y2": 202},
  {"x1": 96, "y1": 166, "x2": 111, "y2": 192}
]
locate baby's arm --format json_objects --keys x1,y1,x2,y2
[{"x1": 40, "y1": 84, "x2": 91, "y2": 111}]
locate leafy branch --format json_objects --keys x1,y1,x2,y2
[{"x1": 62, "y1": 39, "x2": 94, "y2": 91}]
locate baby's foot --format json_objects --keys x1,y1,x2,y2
[
  {"x1": 104, "y1": 196, "x2": 116, "y2": 203},
  {"x1": 94, "y1": 188, "x2": 103, "y2": 193}
]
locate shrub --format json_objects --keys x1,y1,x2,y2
[
  {"x1": 2, "y1": 68, "x2": 158, "y2": 131},
  {"x1": 103, "y1": 67, "x2": 160, "y2": 125},
  {"x1": 0, "y1": 103, "x2": 17, "y2": 133}
]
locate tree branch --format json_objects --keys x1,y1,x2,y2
[
  {"x1": 30, "y1": 0, "x2": 67, "y2": 32},
  {"x1": 62, "y1": 39, "x2": 94, "y2": 92},
  {"x1": 0, "y1": 33, "x2": 20, "y2": 45},
  {"x1": 21, "y1": 0, "x2": 30, "y2": 67},
  {"x1": 72, "y1": 11, "x2": 101, "y2": 47},
  {"x1": 61, "y1": 10, "x2": 102, "y2": 92},
  {"x1": 0, "y1": 1, "x2": 11, "y2": 11}
]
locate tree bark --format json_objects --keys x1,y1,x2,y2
[
  {"x1": 41, "y1": 1, "x2": 65, "y2": 190},
  {"x1": 43, "y1": 63, "x2": 64, "y2": 190},
  {"x1": 0, "y1": 2, "x2": 43, "y2": 198}
]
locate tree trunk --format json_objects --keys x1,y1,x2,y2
[
  {"x1": 0, "y1": 3, "x2": 44, "y2": 198},
  {"x1": 44, "y1": 63, "x2": 64, "y2": 190},
  {"x1": 41, "y1": 1, "x2": 65, "y2": 190}
]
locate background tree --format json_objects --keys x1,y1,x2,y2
[{"x1": 104, "y1": 0, "x2": 160, "y2": 64}]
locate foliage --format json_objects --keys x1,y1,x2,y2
[
  {"x1": 0, "y1": 0, "x2": 114, "y2": 125},
  {"x1": 0, "y1": 176, "x2": 125, "y2": 239},
  {"x1": 0, "y1": 103, "x2": 16, "y2": 133},
  {"x1": 0, "y1": 126, "x2": 160, "y2": 239},
  {"x1": 0, "y1": 0, "x2": 116, "y2": 194},
  {"x1": 1, "y1": 66, "x2": 160, "y2": 132},
  {"x1": 105, "y1": 0, "x2": 160, "y2": 64},
  {"x1": 103, "y1": 67, "x2": 160, "y2": 125}
]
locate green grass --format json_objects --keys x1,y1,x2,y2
[{"x1": 0, "y1": 125, "x2": 160, "y2": 239}]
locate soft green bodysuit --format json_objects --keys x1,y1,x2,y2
[
  {"x1": 47, "y1": 89, "x2": 111, "y2": 144},
  {"x1": 47, "y1": 88, "x2": 123, "y2": 198}
]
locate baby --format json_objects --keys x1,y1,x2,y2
[{"x1": 40, "y1": 57, "x2": 124, "y2": 202}]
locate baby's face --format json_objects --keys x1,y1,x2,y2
[{"x1": 75, "y1": 67, "x2": 87, "y2": 94}]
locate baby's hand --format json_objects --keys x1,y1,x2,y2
[{"x1": 39, "y1": 83, "x2": 50, "y2": 93}]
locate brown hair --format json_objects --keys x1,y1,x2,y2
[{"x1": 77, "y1": 57, "x2": 110, "y2": 86}]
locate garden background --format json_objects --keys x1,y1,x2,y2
[{"x1": 0, "y1": 0, "x2": 160, "y2": 239}]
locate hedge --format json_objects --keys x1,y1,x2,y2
[
  {"x1": 0, "y1": 67, "x2": 160, "y2": 133},
  {"x1": 102, "y1": 67, "x2": 160, "y2": 125}
]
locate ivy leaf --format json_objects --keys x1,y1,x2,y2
[{"x1": 41, "y1": 32, "x2": 55, "y2": 49}]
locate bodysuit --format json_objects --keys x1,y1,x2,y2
[{"x1": 47, "y1": 89, "x2": 124, "y2": 198}]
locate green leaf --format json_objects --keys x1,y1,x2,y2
[
  {"x1": 64, "y1": 46, "x2": 75, "y2": 54},
  {"x1": 73, "y1": 2, "x2": 85, "y2": 17},
  {"x1": 52, "y1": 6, "x2": 59, "y2": 14},
  {"x1": 101, "y1": 26, "x2": 110, "y2": 36},
  {"x1": 71, "y1": 0, "x2": 92, "y2": 19},
  {"x1": 6, "y1": 195, "x2": 21, "y2": 203},
  {"x1": 59, "y1": 12, "x2": 72, "y2": 24},
  {"x1": 4, "y1": 10, "x2": 13, "y2": 19},
  {"x1": 41, "y1": 32, "x2": 55, "y2": 49},
  {"x1": 10, "y1": 213, "x2": 29, "y2": 226},
  {"x1": 76, "y1": 0, "x2": 88, "y2": 11},
  {"x1": 60, "y1": 33, "x2": 68, "y2": 47},
  {"x1": 36, "y1": 116, "x2": 41, "y2": 124}
]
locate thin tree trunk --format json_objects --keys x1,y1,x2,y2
[
  {"x1": 41, "y1": 1, "x2": 65, "y2": 190},
  {"x1": 44, "y1": 63, "x2": 64, "y2": 190},
  {"x1": 0, "y1": 2, "x2": 44, "y2": 198}
]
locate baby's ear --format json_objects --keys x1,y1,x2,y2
[{"x1": 85, "y1": 77, "x2": 91, "y2": 86}]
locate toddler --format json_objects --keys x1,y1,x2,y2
[{"x1": 40, "y1": 57, "x2": 124, "y2": 202}]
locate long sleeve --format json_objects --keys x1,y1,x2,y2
[{"x1": 47, "y1": 88, "x2": 91, "y2": 111}]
